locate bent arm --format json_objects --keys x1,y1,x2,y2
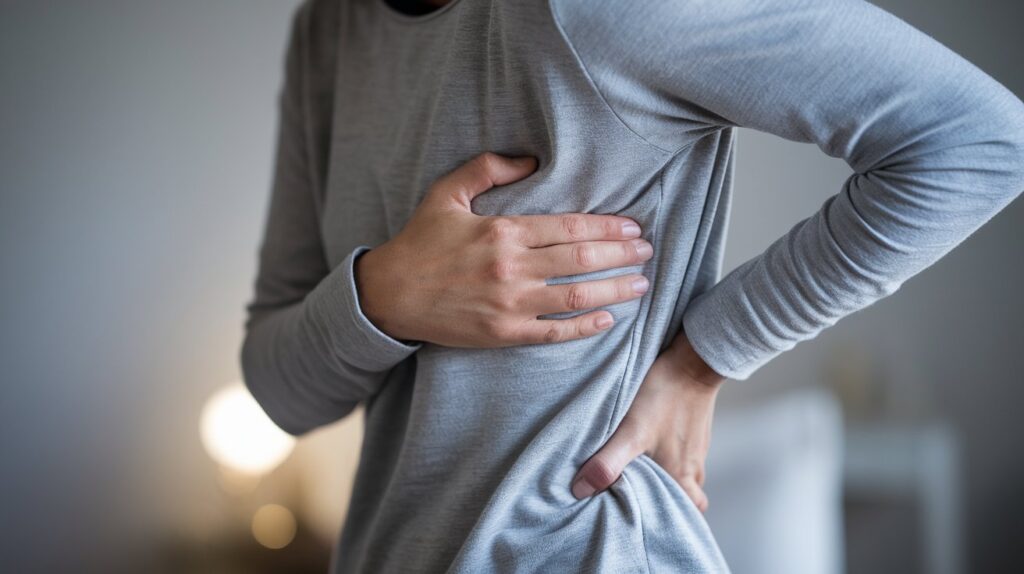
[
  {"x1": 241, "y1": 1, "x2": 420, "y2": 435},
  {"x1": 554, "y1": 0, "x2": 1024, "y2": 379}
]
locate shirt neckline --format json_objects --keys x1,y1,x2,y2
[{"x1": 376, "y1": 0, "x2": 464, "y2": 24}]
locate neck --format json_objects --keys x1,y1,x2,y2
[{"x1": 388, "y1": 0, "x2": 453, "y2": 15}]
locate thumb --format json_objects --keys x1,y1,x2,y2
[
  {"x1": 571, "y1": 421, "x2": 644, "y2": 499},
  {"x1": 433, "y1": 152, "x2": 537, "y2": 211}
]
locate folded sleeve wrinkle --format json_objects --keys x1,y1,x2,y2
[
  {"x1": 241, "y1": 1, "x2": 421, "y2": 436},
  {"x1": 553, "y1": 0, "x2": 1024, "y2": 379}
]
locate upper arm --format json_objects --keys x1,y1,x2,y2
[
  {"x1": 551, "y1": 0, "x2": 1024, "y2": 175},
  {"x1": 246, "y1": 0, "x2": 340, "y2": 329}
]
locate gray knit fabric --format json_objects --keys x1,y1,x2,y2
[{"x1": 241, "y1": 0, "x2": 1024, "y2": 571}]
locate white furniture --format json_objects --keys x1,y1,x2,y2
[
  {"x1": 843, "y1": 421, "x2": 964, "y2": 574},
  {"x1": 704, "y1": 387, "x2": 846, "y2": 574}
]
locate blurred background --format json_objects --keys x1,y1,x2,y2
[{"x1": 1, "y1": 0, "x2": 1021, "y2": 572}]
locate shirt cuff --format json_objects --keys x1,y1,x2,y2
[
  {"x1": 680, "y1": 284, "x2": 781, "y2": 381},
  {"x1": 304, "y1": 245, "x2": 422, "y2": 373}
]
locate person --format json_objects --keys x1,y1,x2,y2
[{"x1": 240, "y1": 0, "x2": 1024, "y2": 571}]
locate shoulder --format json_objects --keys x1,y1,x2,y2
[
  {"x1": 546, "y1": 0, "x2": 687, "y2": 42},
  {"x1": 544, "y1": 0, "x2": 735, "y2": 150},
  {"x1": 547, "y1": 0, "x2": 837, "y2": 48},
  {"x1": 287, "y1": 0, "x2": 342, "y2": 67},
  {"x1": 282, "y1": 0, "x2": 342, "y2": 118},
  {"x1": 544, "y1": 0, "x2": 698, "y2": 81},
  {"x1": 281, "y1": 0, "x2": 344, "y2": 192}
]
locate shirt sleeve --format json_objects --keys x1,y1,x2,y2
[
  {"x1": 240, "y1": 0, "x2": 421, "y2": 435},
  {"x1": 552, "y1": 0, "x2": 1024, "y2": 379}
]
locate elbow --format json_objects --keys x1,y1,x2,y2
[
  {"x1": 245, "y1": 381, "x2": 310, "y2": 438},
  {"x1": 983, "y1": 91, "x2": 1024, "y2": 200},
  {"x1": 239, "y1": 332, "x2": 313, "y2": 438},
  {"x1": 1004, "y1": 105, "x2": 1024, "y2": 196},
  {"x1": 941, "y1": 103, "x2": 1024, "y2": 215},
  {"x1": 935, "y1": 79, "x2": 1024, "y2": 205},
  {"x1": 239, "y1": 328, "x2": 358, "y2": 437}
]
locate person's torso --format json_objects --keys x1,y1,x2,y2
[{"x1": 316, "y1": 1, "x2": 735, "y2": 571}]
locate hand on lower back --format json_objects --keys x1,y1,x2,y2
[
  {"x1": 571, "y1": 335, "x2": 726, "y2": 513},
  {"x1": 355, "y1": 152, "x2": 654, "y2": 347}
]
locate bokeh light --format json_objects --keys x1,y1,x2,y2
[
  {"x1": 200, "y1": 383, "x2": 295, "y2": 475},
  {"x1": 251, "y1": 504, "x2": 297, "y2": 550}
]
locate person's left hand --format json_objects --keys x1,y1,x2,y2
[{"x1": 570, "y1": 334, "x2": 726, "y2": 512}]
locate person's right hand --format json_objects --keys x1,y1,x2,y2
[{"x1": 355, "y1": 152, "x2": 654, "y2": 348}]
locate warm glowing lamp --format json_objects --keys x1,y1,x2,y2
[
  {"x1": 251, "y1": 504, "x2": 297, "y2": 549},
  {"x1": 200, "y1": 383, "x2": 295, "y2": 475}
]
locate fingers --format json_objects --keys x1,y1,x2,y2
[
  {"x1": 432, "y1": 152, "x2": 538, "y2": 211},
  {"x1": 680, "y1": 478, "x2": 710, "y2": 514},
  {"x1": 525, "y1": 239, "x2": 654, "y2": 279},
  {"x1": 527, "y1": 274, "x2": 650, "y2": 316},
  {"x1": 515, "y1": 310, "x2": 616, "y2": 344},
  {"x1": 508, "y1": 213, "x2": 643, "y2": 247},
  {"x1": 571, "y1": 418, "x2": 645, "y2": 499},
  {"x1": 570, "y1": 428, "x2": 712, "y2": 512}
]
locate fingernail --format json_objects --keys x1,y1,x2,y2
[
  {"x1": 632, "y1": 276, "x2": 649, "y2": 294},
  {"x1": 595, "y1": 314, "x2": 614, "y2": 330},
  {"x1": 572, "y1": 476, "x2": 597, "y2": 499},
  {"x1": 633, "y1": 239, "x2": 653, "y2": 259},
  {"x1": 621, "y1": 221, "x2": 641, "y2": 238}
]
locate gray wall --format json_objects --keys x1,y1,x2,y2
[
  {"x1": 0, "y1": 0, "x2": 1020, "y2": 572},
  {"x1": 0, "y1": 1, "x2": 304, "y2": 570}
]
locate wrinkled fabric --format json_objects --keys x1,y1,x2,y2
[{"x1": 241, "y1": 0, "x2": 1024, "y2": 571}]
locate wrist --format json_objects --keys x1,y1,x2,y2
[
  {"x1": 667, "y1": 334, "x2": 727, "y2": 389},
  {"x1": 354, "y1": 246, "x2": 408, "y2": 341}
]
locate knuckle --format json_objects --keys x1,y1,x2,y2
[
  {"x1": 616, "y1": 277, "x2": 632, "y2": 299},
  {"x1": 623, "y1": 240, "x2": 637, "y2": 260},
  {"x1": 571, "y1": 244, "x2": 596, "y2": 269},
  {"x1": 574, "y1": 317, "x2": 589, "y2": 339},
  {"x1": 605, "y1": 218, "x2": 620, "y2": 237},
  {"x1": 673, "y1": 461, "x2": 705, "y2": 485},
  {"x1": 475, "y1": 152, "x2": 501, "y2": 177},
  {"x1": 486, "y1": 255, "x2": 518, "y2": 282},
  {"x1": 560, "y1": 214, "x2": 587, "y2": 241},
  {"x1": 484, "y1": 217, "x2": 518, "y2": 243},
  {"x1": 565, "y1": 284, "x2": 589, "y2": 310},
  {"x1": 542, "y1": 323, "x2": 563, "y2": 344},
  {"x1": 585, "y1": 457, "x2": 620, "y2": 489}
]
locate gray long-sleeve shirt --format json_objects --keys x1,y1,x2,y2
[{"x1": 241, "y1": 0, "x2": 1024, "y2": 571}]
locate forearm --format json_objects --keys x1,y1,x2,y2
[
  {"x1": 685, "y1": 161, "x2": 1023, "y2": 381},
  {"x1": 242, "y1": 246, "x2": 420, "y2": 436}
]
